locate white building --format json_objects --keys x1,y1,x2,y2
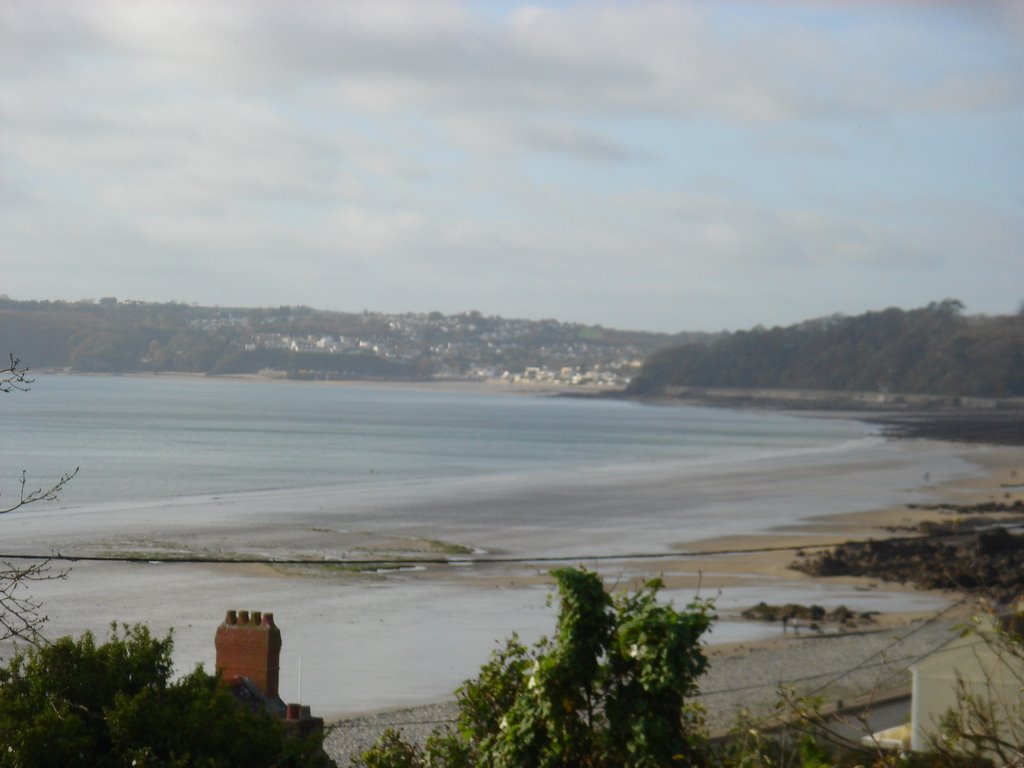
[{"x1": 866, "y1": 604, "x2": 1024, "y2": 761}]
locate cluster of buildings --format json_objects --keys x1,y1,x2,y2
[
  {"x1": 497, "y1": 362, "x2": 642, "y2": 388},
  {"x1": 230, "y1": 309, "x2": 658, "y2": 384},
  {"x1": 247, "y1": 333, "x2": 399, "y2": 359}
]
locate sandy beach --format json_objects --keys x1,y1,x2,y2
[
  {"x1": 2, "y1": 381, "x2": 1021, "y2": 754},
  {"x1": 3, "y1": 442, "x2": 1015, "y2": 706},
  {"x1": 314, "y1": 436, "x2": 1021, "y2": 764}
]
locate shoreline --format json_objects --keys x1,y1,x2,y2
[
  {"x1": 41, "y1": 369, "x2": 1024, "y2": 445},
  {"x1": 36, "y1": 368, "x2": 614, "y2": 398},
  {"x1": 5, "y1": 375, "x2": 1021, "y2": 735},
  {"x1": 320, "y1": 437, "x2": 1021, "y2": 760},
  {"x1": 73, "y1": 370, "x2": 1024, "y2": 445},
  {"x1": 619, "y1": 387, "x2": 1024, "y2": 446},
  {"x1": 322, "y1": 442, "x2": 1021, "y2": 762}
]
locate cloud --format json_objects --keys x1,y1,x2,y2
[
  {"x1": 9, "y1": 1, "x2": 1018, "y2": 121},
  {"x1": 1, "y1": 1, "x2": 1021, "y2": 330},
  {"x1": 751, "y1": 129, "x2": 843, "y2": 157},
  {"x1": 520, "y1": 121, "x2": 645, "y2": 163}
]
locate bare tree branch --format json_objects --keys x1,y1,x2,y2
[
  {"x1": 0, "y1": 467, "x2": 80, "y2": 515},
  {"x1": 1, "y1": 354, "x2": 77, "y2": 646},
  {"x1": 0, "y1": 559, "x2": 68, "y2": 645},
  {"x1": 1, "y1": 354, "x2": 32, "y2": 394}
]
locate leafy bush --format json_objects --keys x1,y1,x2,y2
[
  {"x1": 358, "y1": 567, "x2": 713, "y2": 768},
  {"x1": 0, "y1": 623, "x2": 330, "y2": 768}
]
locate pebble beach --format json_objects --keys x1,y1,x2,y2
[{"x1": 323, "y1": 608, "x2": 970, "y2": 765}]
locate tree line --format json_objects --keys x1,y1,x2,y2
[
  {"x1": 0, "y1": 300, "x2": 423, "y2": 378},
  {"x1": 627, "y1": 300, "x2": 1024, "y2": 399}
]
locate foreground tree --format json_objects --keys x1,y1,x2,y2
[
  {"x1": 360, "y1": 568, "x2": 714, "y2": 768},
  {"x1": 0, "y1": 623, "x2": 331, "y2": 768}
]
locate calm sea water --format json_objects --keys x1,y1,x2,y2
[
  {"x1": 3, "y1": 374, "x2": 872, "y2": 509},
  {"x1": 3, "y1": 375, "x2": 967, "y2": 715}
]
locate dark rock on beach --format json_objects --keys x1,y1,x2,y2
[
  {"x1": 865, "y1": 410, "x2": 1024, "y2": 445},
  {"x1": 792, "y1": 526, "x2": 1024, "y2": 602},
  {"x1": 740, "y1": 602, "x2": 875, "y2": 627}
]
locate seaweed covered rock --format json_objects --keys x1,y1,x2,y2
[{"x1": 793, "y1": 527, "x2": 1024, "y2": 601}]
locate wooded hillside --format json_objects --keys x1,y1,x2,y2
[
  {"x1": 627, "y1": 300, "x2": 1024, "y2": 399},
  {"x1": 0, "y1": 298, "x2": 685, "y2": 379}
]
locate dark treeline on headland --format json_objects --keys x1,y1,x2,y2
[
  {"x1": 627, "y1": 300, "x2": 1024, "y2": 400},
  {"x1": 5, "y1": 297, "x2": 1022, "y2": 400}
]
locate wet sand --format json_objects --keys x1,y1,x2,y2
[
  {"x1": 322, "y1": 441, "x2": 1022, "y2": 763},
  {"x1": 1, "y1": 425, "x2": 1020, "y2": 721}
]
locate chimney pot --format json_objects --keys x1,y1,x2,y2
[
  {"x1": 287, "y1": 703, "x2": 301, "y2": 720},
  {"x1": 215, "y1": 608, "x2": 282, "y2": 700}
]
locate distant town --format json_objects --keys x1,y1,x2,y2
[
  {"x1": 0, "y1": 297, "x2": 709, "y2": 385},
  {"x1": 234, "y1": 316, "x2": 645, "y2": 387}
]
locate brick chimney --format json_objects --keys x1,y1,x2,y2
[{"x1": 215, "y1": 609, "x2": 282, "y2": 700}]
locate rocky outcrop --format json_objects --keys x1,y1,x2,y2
[
  {"x1": 792, "y1": 527, "x2": 1024, "y2": 602},
  {"x1": 740, "y1": 602, "x2": 875, "y2": 628}
]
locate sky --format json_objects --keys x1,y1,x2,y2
[{"x1": 2, "y1": 1, "x2": 1022, "y2": 332}]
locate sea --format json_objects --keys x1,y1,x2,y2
[
  {"x1": 8, "y1": 373, "x2": 879, "y2": 509},
  {"x1": 0, "y1": 374, "x2": 979, "y2": 715}
]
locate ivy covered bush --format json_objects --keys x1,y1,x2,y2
[{"x1": 359, "y1": 567, "x2": 714, "y2": 768}]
